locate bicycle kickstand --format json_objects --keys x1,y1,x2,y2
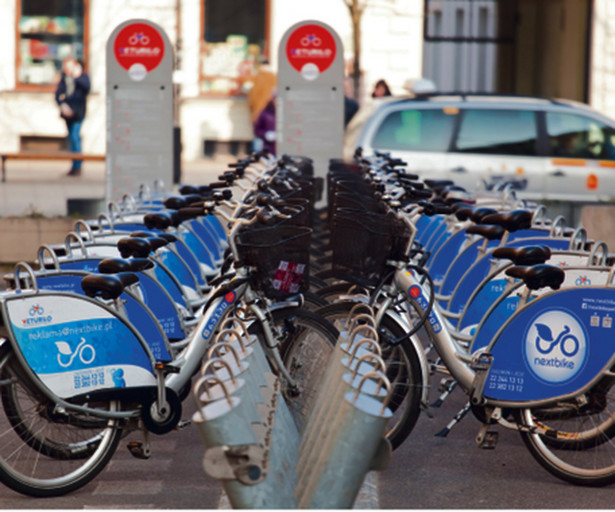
[{"x1": 434, "y1": 400, "x2": 471, "y2": 437}]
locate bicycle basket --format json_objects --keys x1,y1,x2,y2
[
  {"x1": 236, "y1": 224, "x2": 312, "y2": 298},
  {"x1": 333, "y1": 191, "x2": 385, "y2": 214},
  {"x1": 331, "y1": 208, "x2": 410, "y2": 286}
]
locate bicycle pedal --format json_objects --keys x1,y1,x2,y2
[
  {"x1": 127, "y1": 441, "x2": 151, "y2": 460},
  {"x1": 477, "y1": 430, "x2": 498, "y2": 449}
]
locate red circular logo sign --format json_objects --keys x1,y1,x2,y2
[
  {"x1": 285, "y1": 24, "x2": 336, "y2": 76},
  {"x1": 113, "y1": 22, "x2": 164, "y2": 72},
  {"x1": 409, "y1": 286, "x2": 421, "y2": 299}
]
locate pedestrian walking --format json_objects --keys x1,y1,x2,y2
[
  {"x1": 248, "y1": 59, "x2": 277, "y2": 152},
  {"x1": 253, "y1": 94, "x2": 276, "y2": 155}
]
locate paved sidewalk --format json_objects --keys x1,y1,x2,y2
[{"x1": 0, "y1": 155, "x2": 238, "y2": 218}]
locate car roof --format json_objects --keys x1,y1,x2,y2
[{"x1": 383, "y1": 92, "x2": 602, "y2": 113}]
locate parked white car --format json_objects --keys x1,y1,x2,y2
[{"x1": 345, "y1": 93, "x2": 615, "y2": 203}]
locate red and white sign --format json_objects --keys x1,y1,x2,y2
[
  {"x1": 285, "y1": 24, "x2": 336, "y2": 80},
  {"x1": 113, "y1": 22, "x2": 164, "y2": 79},
  {"x1": 273, "y1": 261, "x2": 305, "y2": 294}
]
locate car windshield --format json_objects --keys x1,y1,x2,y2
[{"x1": 371, "y1": 107, "x2": 456, "y2": 152}]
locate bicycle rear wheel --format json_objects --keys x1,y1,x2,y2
[
  {"x1": 518, "y1": 380, "x2": 615, "y2": 487},
  {"x1": 0, "y1": 348, "x2": 123, "y2": 497}
]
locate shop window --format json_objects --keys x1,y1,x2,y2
[
  {"x1": 200, "y1": 0, "x2": 267, "y2": 96},
  {"x1": 17, "y1": 0, "x2": 85, "y2": 87}
]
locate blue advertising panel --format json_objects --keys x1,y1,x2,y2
[{"x1": 485, "y1": 287, "x2": 615, "y2": 402}]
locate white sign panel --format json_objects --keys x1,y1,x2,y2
[{"x1": 106, "y1": 19, "x2": 174, "y2": 203}]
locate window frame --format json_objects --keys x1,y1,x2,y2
[
  {"x1": 199, "y1": 0, "x2": 270, "y2": 97},
  {"x1": 14, "y1": 0, "x2": 90, "y2": 92}
]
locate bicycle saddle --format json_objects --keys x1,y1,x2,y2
[
  {"x1": 157, "y1": 233, "x2": 177, "y2": 244},
  {"x1": 505, "y1": 264, "x2": 565, "y2": 290},
  {"x1": 132, "y1": 231, "x2": 175, "y2": 247},
  {"x1": 424, "y1": 179, "x2": 455, "y2": 191},
  {"x1": 130, "y1": 258, "x2": 155, "y2": 272},
  {"x1": 479, "y1": 209, "x2": 533, "y2": 232},
  {"x1": 465, "y1": 224, "x2": 505, "y2": 240},
  {"x1": 178, "y1": 184, "x2": 200, "y2": 195},
  {"x1": 452, "y1": 204, "x2": 474, "y2": 221},
  {"x1": 492, "y1": 245, "x2": 551, "y2": 266},
  {"x1": 144, "y1": 212, "x2": 172, "y2": 230},
  {"x1": 163, "y1": 196, "x2": 190, "y2": 210},
  {"x1": 418, "y1": 200, "x2": 454, "y2": 216},
  {"x1": 403, "y1": 187, "x2": 432, "y2": 202},
  {"x1": 81, "y1": 272, "x2": 137, "y2": 300},
  {"x1": 117, "y1": 237, "x2": 151, "y2": 258},
  {"x1": 470, "y1": 207, "x2": 498, "y2": 223},
  {"x1": 98, "y1": 257, "x2": 154, "y2": 274},
  {"x1": 396, "y1": 175, "x2": 423, "y2": 187}
]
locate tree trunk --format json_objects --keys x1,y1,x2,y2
[{"x1": 345, "y1": 0, "x2": 365, "y2": 102}]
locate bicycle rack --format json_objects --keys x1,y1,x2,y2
[
  {"x1": 193, "y1": 304, "x2": 394, "y2": 509},
  {"x1": 297, "y1": 372, "x2": 393, "y2": 509}
]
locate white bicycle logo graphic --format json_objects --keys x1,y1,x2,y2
[
  {"x1": 301, "y1": 35, "x2": 322, "y2": 47},
  {"x1": 128, "y1": 33, "x2": 150, "y2": 45},
  {"x1": 55, "y1": 338, "x2": 96, "y2": 368}
]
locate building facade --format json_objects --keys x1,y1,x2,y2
[
  {"x1": 0, "y1": 0, "x2": 423, "y2": 161},
  {"x1": 0, "y1": 0, "x2": 613, "y2": 162}
]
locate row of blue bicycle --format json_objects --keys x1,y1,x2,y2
[
  {"x1": 311, "y1": 149, "x2": 615, "y2": 487},
  {"x1": 0, "y1": 151, "x2": 339, "y2": 497}
]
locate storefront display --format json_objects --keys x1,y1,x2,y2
[{"x1": 17, "y1": 0, "x2": 84, "y2": 86}]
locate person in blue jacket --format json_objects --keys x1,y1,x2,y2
[{"x1": 55, "y1": 57, "x2": 90, "y2": 176}]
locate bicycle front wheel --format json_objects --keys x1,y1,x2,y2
[
  {"x1": 269, "y1": 307, "x2": 339, "y2": 430},
  {"x1": 518, "y1": 384, "x2": 615, "y2": 487},
  {"x1": 0, "y1": 349, "x2": 123, "y2": 497}
]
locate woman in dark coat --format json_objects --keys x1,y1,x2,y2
[{"x1": 55, "y1": 57, "x2": 90, "y2": 176}]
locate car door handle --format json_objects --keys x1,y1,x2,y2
[
  {"x1": 451, "y1": 166, "x2": 467, "y2": 173},
  {"x1": 550, "y1": 170, "x2": 565, "y2": 177}
]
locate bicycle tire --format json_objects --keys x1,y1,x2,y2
[
  {"x1": 0, "y1": 348, "x2": 124, "y2": 497},
  {"x1": 518, "y1": 388, "x2": 615, "y2": 487},
  {"x1": 251, "y1": 307, "x2": 338, "y2": 430},
  {"x1": 528, "y1": 374, "x2": 615, "y2": 451},
  {"x1": 315, "y1": 300, "x2": 424, "y2": 450}
]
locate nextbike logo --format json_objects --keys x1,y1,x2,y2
[
  {"x1": 524, "y1": 310, "x2": 587, "y2": 383},
  {"x1": 201, "y1": 291, "x2": 236, "y2": 340},
  {"x1": 22, "y1": 304, "x2": 52, "y2": 326},
  {"x1": 56, "y1": 338, "x2": 96, "y2": 368}
]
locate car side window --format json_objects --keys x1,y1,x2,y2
[
  {"x1": 546, "y1": 112, "x2": 615, "y2": 160},
  {"x1": 454, "y1": 109, "x2": 538, "y2": 156},
  {"x1": 371, "y1": 108, "x2": 456, "y2": 152}
]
